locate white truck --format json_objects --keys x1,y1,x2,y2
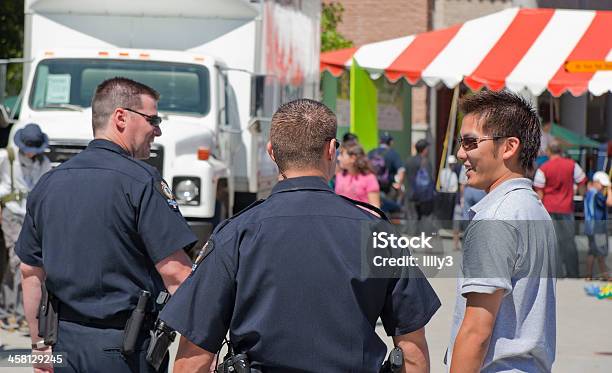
[{"x1": 1, "y1": 0, "x2": 321, "y2": 248}]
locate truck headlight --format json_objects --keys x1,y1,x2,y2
[{"x1": 172, "y1": 177, "x2": 201, "y2": 206}]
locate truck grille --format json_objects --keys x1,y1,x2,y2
[{"x1": 46, "y1": 140, "x2": 164, "y2": 175}]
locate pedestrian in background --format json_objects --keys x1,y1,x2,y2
[
  {"x1": 330, "y1": 132, "x2": 359, "y2": 190},
  {"x1": 368, "y1": 132, "x2": 404, "y2": 213},
  {"x1": 336, "y1": 142, "x2": 381, "y2": 207},
  {"x1": 0, "y1": 123, "x2": 51, "y2": 331},
  {"x1": 342, "y1": 132, "x2": 358, "y2": 146},
  {"x1": 397, "y1": 139, "x2": 435, "y2": 221},
  {"x1": 452, "y1": 164, "x2": 486, "y2": 250},
  {"x1": 436, "y1": 155, "x2": 460, "y2": 225},
  {"x1": 448, "y1": 90, "x2": 556, "y2": 372},
  {"x1": 584, "y1": 171, "x2": 612, "y2": 281},
  {"x1": 159, "y1": 99, "x2": 440, "y2": 372},
  {"x1": 536, "y1": 120, "x2": 554, "y2": 167},
  {"x1": 533, "y1": 142, "x2": 586, "y2": 278}
]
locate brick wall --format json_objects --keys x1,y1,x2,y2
[
  {"x1": 434, "y1": 0, "x2": 512, "y2": 29},
  {"x1": 333, "y1": 0, "x2": 431, "y2": 126},
  {"x1": 335, "y1": 0, "x2": 430, "y2": 46}
]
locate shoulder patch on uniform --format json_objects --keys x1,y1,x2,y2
[
  {"x1": 155, "y1": 179, "x2": 180, "y2": 211},
  {"x1": 160, "y1": 180, "x2": 174, "y2": 199},
  {"x1": 191, "y1": 239, "x2": 214, "y2": 273}
]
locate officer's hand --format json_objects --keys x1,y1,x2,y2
[{"x1": 32, "y1": 346, "x2": 54, "y2": 373}]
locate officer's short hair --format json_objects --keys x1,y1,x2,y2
[
  {"x1": 270, "y1": 99, "x2": 337, "y2": 173},
  {"x1": 91, "y1": 77, "x2": 160, "y2": 133},
  {"x1": 460, "y1": 90, "x2": 540, "y2": 173}
]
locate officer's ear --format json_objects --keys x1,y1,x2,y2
[
  {"x1": 112, "y1": 108, "x2": 128, "y2": 132},
  {"x1": 267, "y1": 141, "x2": 276, "y2": 162},
  {"x1": 325, "y1": 138, "x2": 337, "y2": 161}
]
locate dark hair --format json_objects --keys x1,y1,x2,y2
[
  {"x1": 460, "y1": 90, "x2": 541, "y2": 172},
  {"x1": 91, "y1": 77, "x2": 160, "y2": 133},
  {"x1": 547, "y1": 141, "x2": 563, "y2": 155},
  {"x1": 342, "y1": 132, "x2": 358, "y2": 144},
  {"x1": 342, "y1": 142, "x2": 373, "y2": 175},
  {"x1": 415, "y1": 139, "x2": 429, "y2": 154},
  {"x1": 270, "y1": 99, "x2": 337, "y2": 173}
]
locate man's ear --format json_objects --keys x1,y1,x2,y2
[
  {"x1": 112, "y1": 107, "x2": 128, "y2": 132},
  {"x1": 267, "y1": 141, "x2": 275, "y2": 162},
  {"x1": 502, "y1": 137, "x2": 521, "y2": 161},
  {"x1": 326, "y1": 139, "x2": 336, "y2": 160}
]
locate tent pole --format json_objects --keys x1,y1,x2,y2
[
  {"x1": 549, "y1": 98, "x2": 553, "y2": 124},
  {"x1": 436, "y1": 85, "x2": 460, "y2": 191}
]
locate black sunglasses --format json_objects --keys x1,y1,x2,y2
[
  {"x1": 121, "y1": 107, "x2": 162, "y2": 127},
  {"x1": 456, "y1": 136, "x2": 507, "y2": 151},
  {"x1": 325, "y1": 137, "x2": 340, "y2": 149}
]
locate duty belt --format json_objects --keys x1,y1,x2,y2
[{"x1": 59, "y1": 303, "x2": 157, "y2": 330}]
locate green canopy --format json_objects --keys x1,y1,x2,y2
[{"x1": 550, "y1": 123, "x2": 601, "y2": 149}]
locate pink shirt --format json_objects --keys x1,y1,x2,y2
[{"x1": 335, "y1": 172, "x2": 380, "y2": 204}]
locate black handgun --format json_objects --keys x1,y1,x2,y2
[
  {"x1": 122, "y1": 290, "x2": 151, "y2": 355},
  {"x1": 380, "y1": 347, "x2": 404, "y2": 373},
  {"x1": 146, "y1": 320, "x2": 176, "y2": 371}
]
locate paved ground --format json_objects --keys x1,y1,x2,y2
[{"x1": 0, "y1": 237, "x2": 610, "y2": 372}]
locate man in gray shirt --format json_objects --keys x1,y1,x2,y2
[{"x1": 447, "y1": 90, "x2": 556, "y2": 372}]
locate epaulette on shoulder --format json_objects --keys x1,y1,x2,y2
[
  {"x1": 191, "y1": 199, "x2": 266, "y2": 273},
  {"x1": 338, "y1": 195, "x2": 389, "y2": 221},
  {"x1": 214, "y1": 198, "x2": 266, "y2": 233}
]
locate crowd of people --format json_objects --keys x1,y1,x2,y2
[
  {"x1": 533, "y1": 139, "x2": 611, "y2": 280},
  {"x1": 332, "y1": 132, "x2": 439, "y2": 225}
]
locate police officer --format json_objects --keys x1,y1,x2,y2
[
  {"x1": 16, "y1": 77, "x2": 196, "y2": 373},
  {"x1": 159, "y1": 99, "x2": 441, "y2": 372}
]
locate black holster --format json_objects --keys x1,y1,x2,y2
[
  {"x1": 380, "y1": 347, "x2": 404, "y2": 373},
  {"x1": 146, "y1": 320, "x2": 175, "y2": 372},
  {"x1": 122, "y1": 290, "x2": 151, "y2": 355},
  {"x1": 37, "y1": 282, "x2": 59, "y2": 346}
]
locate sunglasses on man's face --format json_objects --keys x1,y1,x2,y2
[
  {"x1": 456, "y1": 136, "x2": 507, "y2": 151},
  {"x1": 121, "y1": 107, "x2": 162, "y2": 127}
]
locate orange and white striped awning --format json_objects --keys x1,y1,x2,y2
[{"x1": 320, "y1": 8, "x2": 612, "y2": 97}]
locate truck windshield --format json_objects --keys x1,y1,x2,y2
[{"x1": 29, "y1": 58, "x2": 210, "y2": 115}]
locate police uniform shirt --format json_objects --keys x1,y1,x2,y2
[
  {"x1": 16, "y1": 139, "x2": 197, "y2": 320},
  {"x1": 160, "y1": 176, "x2": 440, "y2": 372}
]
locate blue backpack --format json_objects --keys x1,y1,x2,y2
[{"x1": 412, "y1": 161, "x2": 434, "y2": 202}]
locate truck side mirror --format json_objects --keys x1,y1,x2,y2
[{"x1": 250, "y1": 74, "x2": 266, "y2": 118}]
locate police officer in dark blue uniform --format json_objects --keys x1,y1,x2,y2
[
  {"x1": 160, "y1": 99, "x2": 441, "y2": 372},
  {"x1": 17, "y1": 77, "x2": 196, "y2": 373}
]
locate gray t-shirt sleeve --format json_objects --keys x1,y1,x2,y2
[{"x1": 460, "y1": 220, "x2": 519, "y2": 296}]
